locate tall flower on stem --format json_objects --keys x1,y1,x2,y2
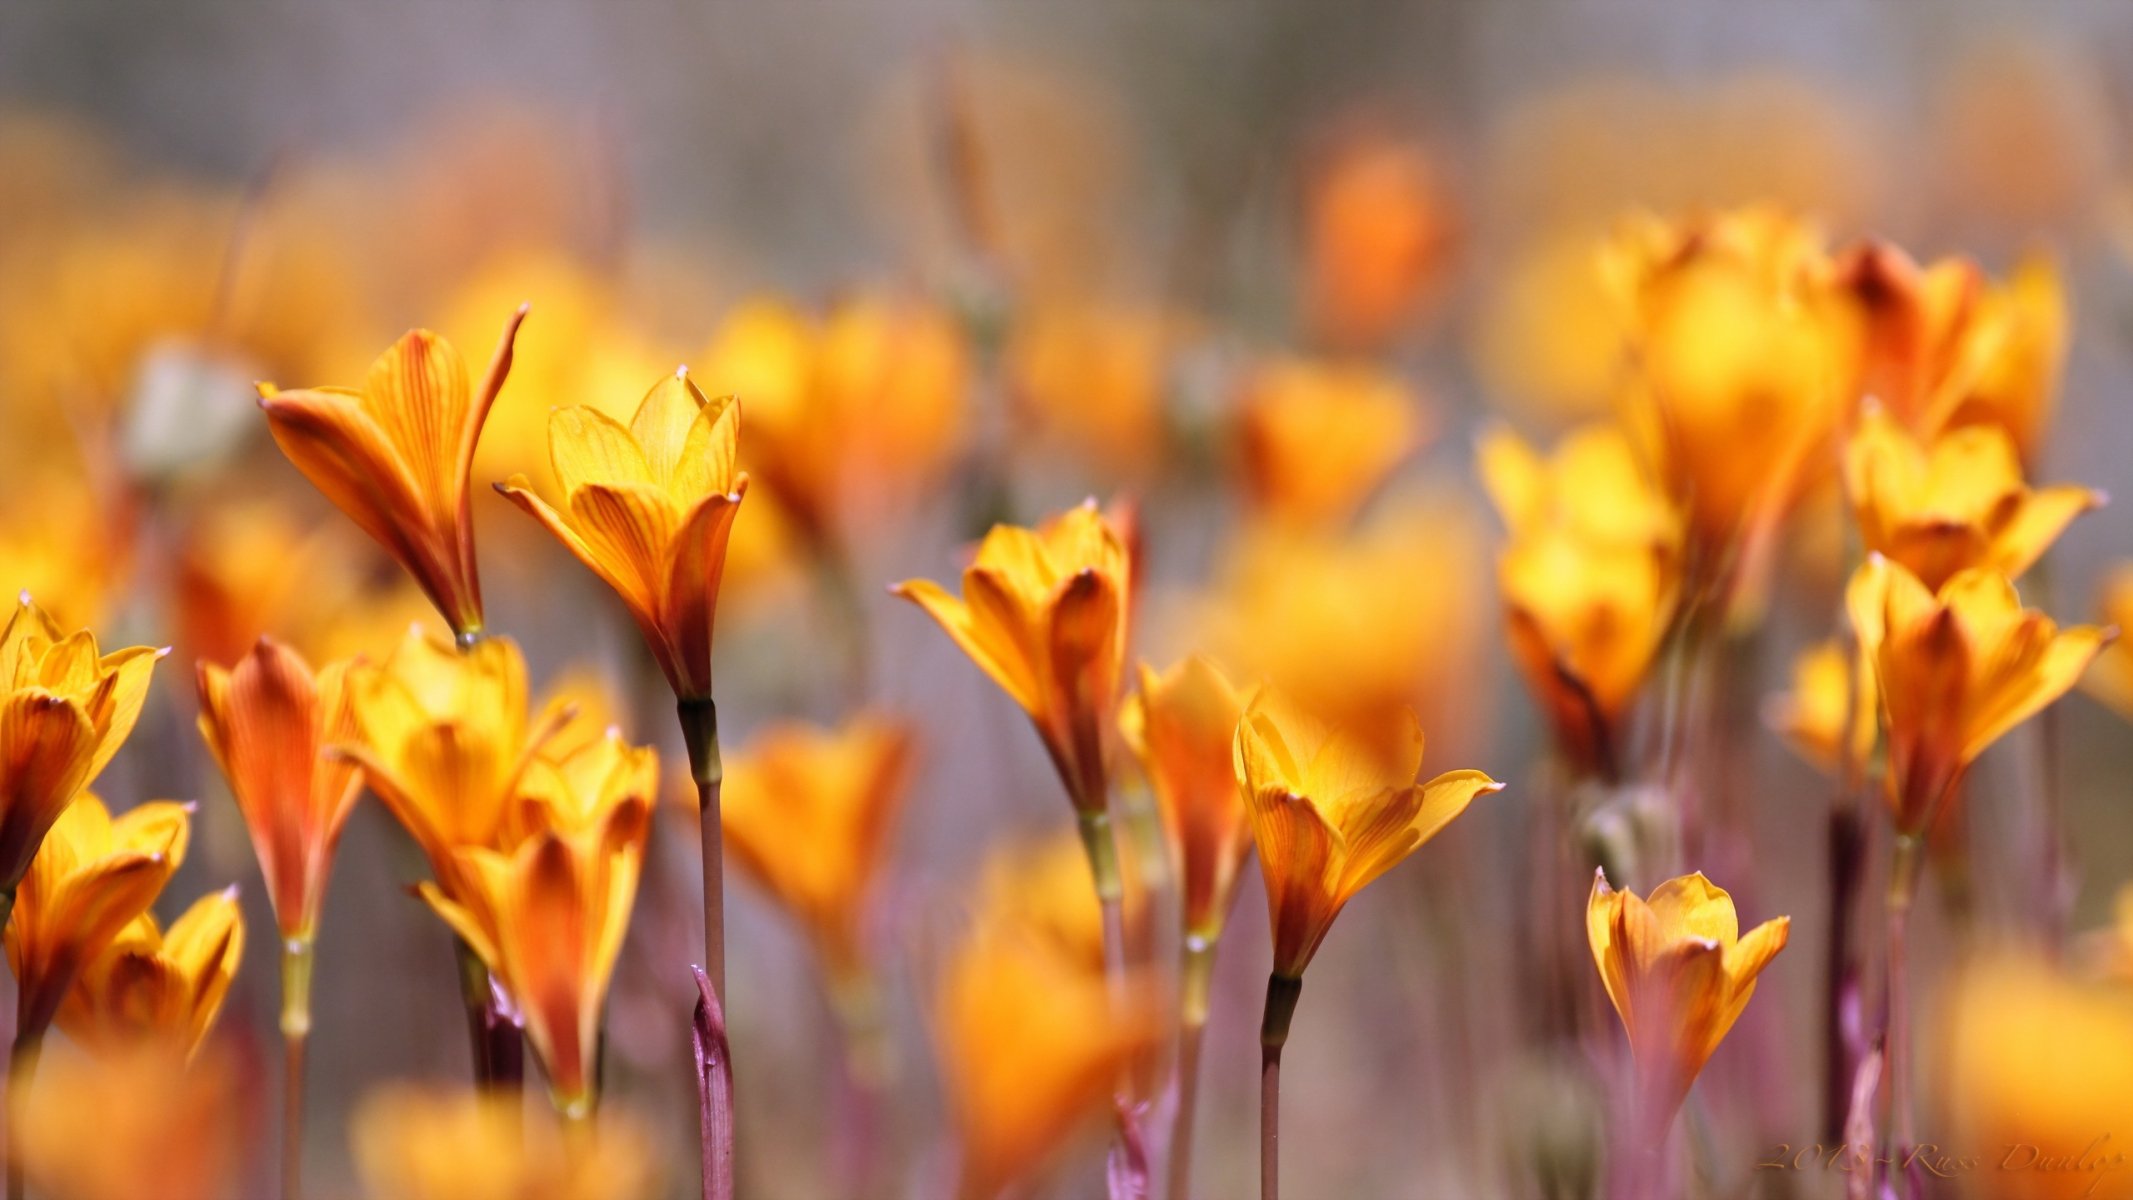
[
  {"x1": 497, "y1": 368, "x2": 747, "y2": 1196},
  {"x1": 2, "y1": 793, "x2": 189, "y2": 1200},
  {"x1": 195, "y1": 637, "x2": 364, "y2": 1200},
  {"x1": 1586, "y1": 870, "x2": 1789, "y2": 1192},
  {"x1": 1233, "y1": 687, "x2": 1500, "y2": 1200},
  {"x1": 1118, "y1": 656, "x2": 1249, "y2": 1200},
  {"x1": 258, "y1": 309, "x2": 528, "y2": 642},
  {"x1": 1845, "y1": 555, "x2": 2108, "y2": 1189},
  {"x1": 0, "y1": 597, "x2": 162, "y2": 929}
]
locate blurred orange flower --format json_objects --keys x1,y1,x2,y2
[
  {"x1": 1843, "y1": 408, "x2": 2099, "y2": 591},
  {"x1": 1848, "y1": 557, "x2": 2109, "y2": 835},
  {"x1": 699, "y1": 293, "x2": 966, "y2": 544},
  {"x1": 0, "y1": 598, "x2": 162, "y2": 906},
  {"x1": 2083, "y1": 563, "x2": 2133, "y2": 722},
  {"x1": 1764, "y1": 639, "x2": 1878, "y2": 780},
  {"x1": 0, "y1": 471, "x2": 133, "y2": 632},
  {"x1": 420, "y1": 751, "x2": 655, "y2": 1115},
  {"x1": 353, "y1": 1083, "x2": 661, "y2": 1200},
  {"x1": 895, "y1": 501, "x2": 1131, "y2": 815},
  {"x1": 499, "y1": 370, "x2": 747, "y2": 702},
  {"x1": 5, "y1": 794, "x2": 188, "y2": 1041},
  {"x1": 1235, "y1": 687, "x2": 1500, "y2": 978},
  {"x1": 1587, "y1": 870, "x2": 1789, "y2": 1135},
  {"x1": 59, "y1": 885, "x2": 243, "y2": 1059},
  {"x1": 1236, "y1": 357, "x2": 1425, "y2": 529},
  {"x1": 1119, "y1": 657, "x2": 1250, "y2": 952},
  {"x1": 17, "y1": 1041, "x2": 248, "y2": 1200},
  {"x1": 259, "y1": 313, "x2": 528, "y2": 640},
  {"x1": 720, "y1": 714, "x2": 914, "y2": 982},
  {"x1": 1301, "y1": 130, "x2": 1451, "y2": 350},
  {"x1": 196, "y1": 638, "x2": 363, "y2": 949},
  {"x1": 1005, "y1": 301, "x2": 1177, "y2": 475}
]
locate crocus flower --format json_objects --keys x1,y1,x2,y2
[
  {"x1": 0, "y1": 597, "x2": 162, "y2": 910},
  {"x1": 1118, "y1": 657, "x2": 1251, "y2": 954},
  {"x1": 2084, "y1": 562, "x2": 2133, "y2": 722},
  {"x1": 1234, "y1": 687, "x2": 1501, "y2": 981},
  {"x1": 498, "y1": 369, "x2": 747, "y2": 702},
  {"x1": 4, "y1": 793, "x2": 189, "y2": 1041},
  {"x1": 58, "y1": 885, "x2": 244, "y2": 1059},
  {"x1": 195, "y1": 638, "x2": 363, "y2": 947},
  {"x1": 16, "y1": 1042, "x2": 247, "y2": 1200},
  {"x1": 352, "y1": 1084, "x2": 659, "y2": 1200},
  {"x1": 1003, "y1": 302, "x2": 1178, "y2": 475},
  {"x1": 259, "y1": 313, "x2": 527, "y2": 640},
  {"x1": 1843, "y1": 407, "x2": 2100, "y2": 591},
  {"x1": 1236, "y1": 357, "x2": 1426, "y2": 529},
  {"x1": 1300, "y1": 129, "x2": 1450, "y2": 350},
  {"x1": 418, "y1": 758, "x2": 655, "y2": 1117},
  {"x1": 720, "y1": 714, "x2": 914, "y2": 983},
  {"x1": 1764, "y1": 639, "x2": 1878, "y2": 780},
  {"x1": 895, "y1": 501, "x2": 1131, "y2": 815},
  {"x1": 1847, "y1": 557, "x2": 2110, "y2": 835},
  {"x1": 1587, "y1": 870, "x2": 1790, "y2": 1135}
]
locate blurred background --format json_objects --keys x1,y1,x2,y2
[{"x1": 3, "y1": 2, "x2": 2132, "y2": 1197}]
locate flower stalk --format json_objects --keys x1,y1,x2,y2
[
  {"x1": 281, "y1": 936, "x2": 316, "y2": 1200},
  {"x1": 6, "y1": 1031, "x2": 43, "y2": 1200},
  {"x1": 1167, "y1": 935, "x2": 1217, "y2": 1200},
  {"x1": 1258, "y1": 973, "x2": 1302, "y2": 1200},
  {"x1": 682, "y1": 700, "x2": 735, "y2": 1200}
]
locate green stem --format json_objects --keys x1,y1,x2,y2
[
  {"x1": 1168, "y1": 936, "x2": 1217, "y2": 1200},
  {"x1": 1885, "y1": 834, "x2": 1924, "y2": 1200},
  {"x1": 281, "y1": 938, "x2": 315, "y2": 1200}
]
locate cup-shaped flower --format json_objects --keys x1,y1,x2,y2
[
  {"x1": 1764, "y1": 639, "x2": 1878, "y2": 780},
  {"x1": 1119, "y1": 657, "x2": 1250, "y2": 944},
  {"x1": 498, "y1": 370, "x2": 747, "y2": 701},
  {"x1": 59, "y1": 885, "x2": 244, "y2": 1060},
  {"x1": 894, "y1": 501, "x2": 1131, "y2": 813},
  {"x1": 16, "y1": 1041, "x2": 246, "y2": 1200},
  {"x1": 507, "y1": 726, "x2": 662, "y2": 843},
  {"x1": 1236, "y1": 358, "x2": 1426, "y2": 529},
  {"x1": 195, "y1": 638, "x2": 363, "y2": 943},
  {"x1": 1478, "y1": 422, "x2": 1681, "y2": 553},
  {"x1": 2084, "y1": 563, "x2": 2133, "y2": 722},
  {"x1": 1844, "y1": 408, "x2": 2100, "y2": 591},
  {"x1": 1587, "y1": 870, "x2": 1789, "y2": 1135},
  {"x1": 0, "y1": 598, "x2": 163, "y2": 902},
  {"x1": 721, "y1": 713, "x2": 914, "y2": 982},
  {"x1": 1847, "y1": 557, "x2": 2111, "y2": 835},
  {"x1": 935, "y1": 920, "x2": 1157, "y2": 1200},
  {"x1": 341, "y1": 628, "x2": 565, "y2": 897},
  {"x1": 352, "y1": 1084, "x2": 660, "y2": 1200},
  {"x1": 1234, "y1": 688, "x2": 1501, "y2": 978},
  {"x1": 1003, "y1": 302, "x2": 1177, "y2": 475},
  {"x1": 4, "y1": 793, "x2": 189, "y2": 1039},
  {"x1": 258, "y1": 313, "x2": 527, "y2": 638},
  {"x1": 419, "y1": 785, "x2": 653, "y2": 1116}
]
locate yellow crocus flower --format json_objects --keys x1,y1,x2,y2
[
  {"x1": 498, "y1": 370, "x2": 748, "y2": 702},
  {"x1": 1587, "y1": 870, "x2": 1790, "y2": 1136},
  {"x1": 1118, "y1": 657, "x2": 1251, "y2": 947},
  {"x1": 16, "y1": 1042, "x2": 244, "y2": 1200},
  {"x1": 352, "y1": 1084, "x2": 660, "y2": 1200},
  {"x1": 59, "y1": 885, "x2": 244, "y2": 1059},
  {"x1": 1235, "y1": 357, "x2": 1425, "y2": 529},
  {"x1": 259, "y1": 314, "x2": 528, "y2": 640},
  {"x1": 2078, "y1": 562, "x2": 2133, "y2": 723},
  {"x1": 1764, "y1": 639, "x2": 1878, "y2": 780},
  {"x1": 1844, "y1": 407, "x2": 2099, "y2": 591},
  {"x1": 1848, "y1": 557, "x2": 2110, "y2": 835},
  {"x1": 0, "y1": 598, "x2": 162, "y2": 909}
]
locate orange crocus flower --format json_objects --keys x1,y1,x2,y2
[
  {"x1": 5, "y1": 793, "x2": 189, "y2": 1041},
  {"x1": 352, "y1": 1084, "x2": 660, "y2": 1200},
  {"x1": 258, "y1": 311, "x2": 528, "y2": 640},
  {"x1": 195, "y1": 638, "x2": 363, "y2": 945},
  {"x1": 1119, "y1": 657, "x2": 1251, "y2": 952},
  {"x1": 0, "y1": 598, "x2": 162, "y2": 909},
  {"x1": 59, "y1": 885, "x2": 244, "y2": 1059},
  {"x1": 1234, "y1": 687, "x2": 1501, "y2": 979},
  {"x1": 498, "y1": 369, "x2": 748, "y2": 702},
  {"x1": 895, "y1": 501, "x2": 1131, "y2": 816},
  {"x1": 1765, "y1": 639, "x2": 1878, "y2": 781},
  {"x1": 1847, "y1": 557, "x2": 2110, "y2": 835},
  {"x1": 16, "y1": 1042, "x2": 248, "y2": 1200},
  {"x1": 1236, "y1": 357, "x2": 1426, "y2": 529},
  {"x1": 1587, "y1": 870, "x2": 1790, "y2": 1136},
  {"x1": 1301, "y1": 129, "x2": 1450, "y2": 350},
  {"x1": 1843, "y1": 408, "x2": 2099, "y2": 592},
  {"x1": 419, "y1": 749, "x2": 655, "y2": 1116},
  {"x1": 720, "y1": 713, "x2": 914, "y2": 983}
]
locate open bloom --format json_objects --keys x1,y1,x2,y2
[
  {"x1": 895, "y1": 501, "x2": 1131, "y2": 812},
  {"x1": 342, "y1": 628, "x2": 565, "y2": 897},
  {"x1": 1119, "y1": 657, "x2": 1251, "y2": 943},
  {"x1": 0, "y1": 598, "x2": 162, "y2": 902},
  {"x1": 935, "y1": 916, "x2": 1157, "y2": 1200},
  {"x1": 1764, "y1": 639, "x2": 1878, "y2": 780},
  {"x1": 1848, "y1": 557, "x2": 2110, "y2": 835},
  {"x1": 1234, "y1": 688, "x2": 1501, "y2": 978},
  {"x1": 1004, "y1": 302, "x2": 1178, "y2": 476},
  {"x1": 499, "y1": 370, "x2": 747, "y2": 701},
  {"x1": 259, "y1": 314, "x2": 527, "y2": 638},
  {"x1": 17, "y1": 1042, "x2": 247, "y2": 1200},
  {"x1": 1843, "y1": 408, "x2": 2100, "y2": 591},
  {"x1": 1480, "y1": 425, "x2": 1681, "y2": 777},
  {"x1": 720, "y1": 714, "x2": 914, "y2": 982},
  {"x1": 352, "y1": 1084, "x2": 659, "y2": 1200},
  {"x1": 1587, "y1": 870, "x2": 1789, "y2": 1134},
  {"x1": 1236, "y1": 357, "x2": 1426, "y2": 529},
  {"x1": 59, "y1": 885, "x2": 244, "y2": 1059},
  {"x1": 195, "y1": 638, "x2": 363, "y2": 943},
  {"x1": 2084, "y1": 563, "x2": 2133, "y2": 722},
  {"x1": 419, "y1": 764, "x2": 654, "y2": 1115},
  {"x1": 5, "y1": 793, "x2": 189, "y2": 1040}
]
